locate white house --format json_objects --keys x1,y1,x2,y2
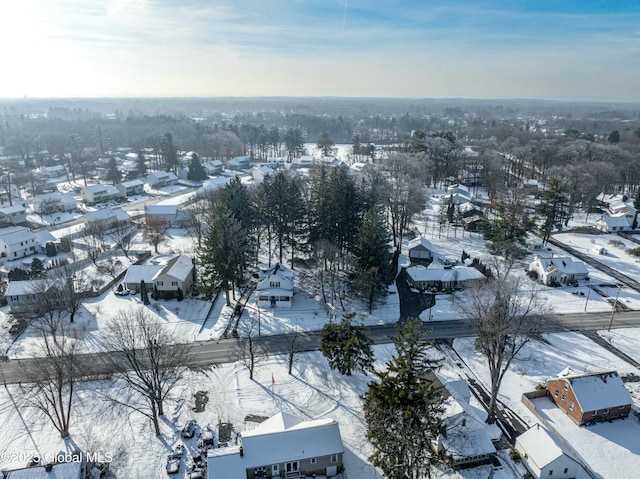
[
  {"x1": 595, "y1": 214, "x2": 633, "y2": 233},
  {"x1": 85, "y1": 206, "x2": 131, "y2": 229},
  {"x1": 116, "y1": 179, "x2": 145, "y2": 197},
  {"x1": 32, "y1": 192, "x2": 77, "y2": 215},
  {"x1": 290, "y1": 156, "x2": 314, "y2": 168},
  {"x1": 252, "y1": 165, "x2": 275, "y2": 182},
  {"x1": 0, "y1": 226, "x2": 37, "y2": 259},
  {"x1": 256, "y1": 263, "x2": 294, "y2": 309},
  {"x1": 0, "y1": 204, "x2": 27, "y2": 225},
  {"x1": 266, "y1": 156, "x2": 285, "y2": 168},
  {"x1": 152, "y1": 254, "x2": 195, "y2": 299},
  {"x1": 5, "y1": 279, "x2": 50, "y2": 313},
  {"x1": 515, "y1": 424, "x2": 588, "y2": 479},
  {"x1": 207, "y1": 412, "x2": 344, "y2": 479},
  {"x1": 81, "y1": 184, "x2": 120, "y2": 205},
  {"x1": 147, "y1": 171, "x2": 179, "y2": 188},
  {"x1": 528, "y1": 256, "x2": 589, "y2": 286},
  {"x1": 37, "y1": 164, "x2": 67, "y2": 179},
  {"x1": 122, "y1": 255, "x2": 194, "y2": 299}
]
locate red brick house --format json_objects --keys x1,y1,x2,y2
[{"x1": 546, "y1": 369, "x2": 632, "y2": 426}]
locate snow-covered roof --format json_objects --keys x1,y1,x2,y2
[
  {"x1": 0, "y1": 226, "x2": 36, "y2": 246},
  {"x1": 123, "y1": 265, "x2": 163, "y2": 284},
  {"x1": 407, "y1": 236, "x2": 433, "y2": 252},
  {"x1": 532, "y1": 257, "x2": 588, "y2": 276},
  {"x1": 566, "y1": 370, "x2": 632, "y2": 412},
  {"x1": 439, "y1": 397, "x2": 496, "y2": 460},
  {"x1": 241, "y1": 412, "x2": 344, "y2": 466},
  {"x1": 154, "y1": 255, "x2": 193, "y2": 282},
  {"x1": 87, "y1": 207, "x2": 130, "y2": 222},
  {"x1": 0, "y1": 204, "x2": 27, "y2": 214},
  {"x1": 516, "y1": 424, "x2": 579, "y2": 470},
  {"x1": 5, "y1": 279, "x2": 48, "y2": 296},
  {"x1": 406, "y1": 265, "x2": 485, "y2": 283},
  {"x1": 3, "y1": 461, "x2": 83, "y2": 479},
  {"x1": 207, "y1": 446, "x2": 245, "y2": 479},
  {"x1": 118, "y1": 179, "x2": 145, "y2": 188},
  {"x1": 84, "y1": 184, "x2": 107, "y2": 193},
  {"x1": 144, "y1": 204, "x2": 178, "y2": 216},
  {"x1": 599, "y1": 215, "x2": 631, "y2": 228},
  {"x1": 147, "y1": 171, "x2": 178, "y2": 181},
  {"x1": 34, "y1": 230, "x2": 58, "y2": 245}
]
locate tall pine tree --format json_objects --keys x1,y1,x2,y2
[{"x1": 363, "y1": 318, "x2": 444, "y2": 479}]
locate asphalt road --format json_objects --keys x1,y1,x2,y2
[{"x1": 2, "y1": 310, "x2": 640, "y2": 385}]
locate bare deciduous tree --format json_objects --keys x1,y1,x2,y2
[
  {"x1": 237, "y1": 313, "x2": 264, "y2": 380},
  {"x1": 101, "y1": 307, "x2": 189, "y2": 436},
  {"x1": 144, "y1": 217, "x2": 168, "y2": 254},
  {"x1": 82, "y1": 222, "x2": 107, "y2": 265},
  {"x1": 109, "y1": 220, "x2": 138, "y2": 259},
  {"x1": 456, "y1": 265, "x2": 548, "y2": 424},
  {"x1": 22, "y1": 318, "x2": 80, "y2": 438}
]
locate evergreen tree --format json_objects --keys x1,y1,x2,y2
[
  {"x1": 316, "y1": 131, "x2": 335, "y2": 157},
  {"x1": 538, "y1": 177, "x2": 569, "y2": 244},
  {"x1": 222, "y1": 176, "x2": 255, "y2": 233},
  {"x1": 326, "y1": 165, "x2": 362, "y2": 255},
  {"x1": 187, "y1": 153, "x2": 208, "y2": 181},
  {"x1": 284, "y1": 128, "x2": 305, "y2": 160},
  {"x1": 105, "y1": 157, "x2": 121, "y2": 185},
  {"x1": 353, "y1": 207, "x2": 391, "y2": 275},
  {"x1": 161, "y1": 132, "x2": 178, "y2": 173},
  {"x1": 320, "y1": 312, "x2": 374, "y2": 376},
  {"x1": 363, "y1": 318, "x2": 444, "y2": 479},
  {"x1": 484, "y1": 190, "x2": 534, "y2": 259},
  {"x1": 140, "y1": 280, "x2": 150, "y2": 305},
  {"x1": 136, "y1": 150, "x2": 148, "y2": 176},
  {"x1": 30, "y1": 257, "x2": 45, "y2": 278},
  {"x1": 199, "y1": 207, "x2": 249, "y2": 305}
]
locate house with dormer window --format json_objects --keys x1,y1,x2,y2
[{"x1": 256, "y1": 263, "x2": 294, "y2": 308}]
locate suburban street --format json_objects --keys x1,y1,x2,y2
[{"x1": 2, "y1": 309, "x2": 639, "y2": 386}]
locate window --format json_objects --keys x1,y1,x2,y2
[
  {"x1": 549, "y1": 471, "x2": 553, "y2": 476},
  {"x1": 563, "y1": 383, "x2": 568, "y2": 391},
  {"x1": 171, "y1": 281, "x2": 178, "y2": 286},
  {"x1": 310, "y1": 458, "x2": 317, "y2": 465},
  {"x1": 272, "y1": 465, "x2": 279, "y2": 475},
  {"x1": 554, "y1": 389, "x2": 559, "y2": 398},
  {"x1": 569, "y1": 401, "x2": 574, "y2": 411},
  {"x1": 602, "y1": 409, "x2": 609, "y2": 415},
  {"x1": 157, "y1": 281, "x2": 164, "y2": 286},
  {"x1": 259, "y1": 295, "x2": 268, "y2": 301},
  {"x1": 563, "y1": 468, "x2": 568, "y2": 474},
  {"x1": 280, "y1": 296, "x2": 290, "y2": 301},
  {"x1": 331, "y1": 455, "x2": 338, "y2": 463},
  {"x1": 270, "y1": 281, "x2": 280, "y2": 288},
  {"x1": 561, "y1": 394, "x2": 565, "y2": 401}
]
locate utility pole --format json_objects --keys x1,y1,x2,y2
[
  {"x1": 584, "y1": 283, "x2": 592, "y2": 312},
  {"x1": 607, "y1": 285, "x2": 622, "y2": 331}
]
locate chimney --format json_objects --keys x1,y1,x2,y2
[{"x1": 239, "y1": 446, "x2": 244, "y2": 458}]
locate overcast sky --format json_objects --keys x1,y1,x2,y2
[{"x1": 1, "y1": 0, "x2": 638, "y2": 102}]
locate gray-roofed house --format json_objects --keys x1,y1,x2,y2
[
  {"x1": 122, "y1": 264, "x2": 163, "y2": 293},
  {"x1": 545, "y1": 369, "x2": 632, "y2": 426},
  {"x1": 207, "y1": 412, "x2": 344, "y2": 479}
]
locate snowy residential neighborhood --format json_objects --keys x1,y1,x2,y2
[{"x1": 0, "y1": 100, "x2": 640, "y2": 479}]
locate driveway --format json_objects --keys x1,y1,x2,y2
[{"x1": 395, "y1": 268, "x2": 435, "y2": 321}]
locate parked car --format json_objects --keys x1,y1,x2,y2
[
  {"x1": 166, "y1": 453, "x2": 181, "y2": 475},
  {"x1": 189, "y1": 468, "x2": 205, "y2": 479},
  {"x1": 181, "y1": 419, "x2": 197, "y2": 439},
  {"x1": 199, "y1": 425, "x2": 214, "y2": 448}
]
